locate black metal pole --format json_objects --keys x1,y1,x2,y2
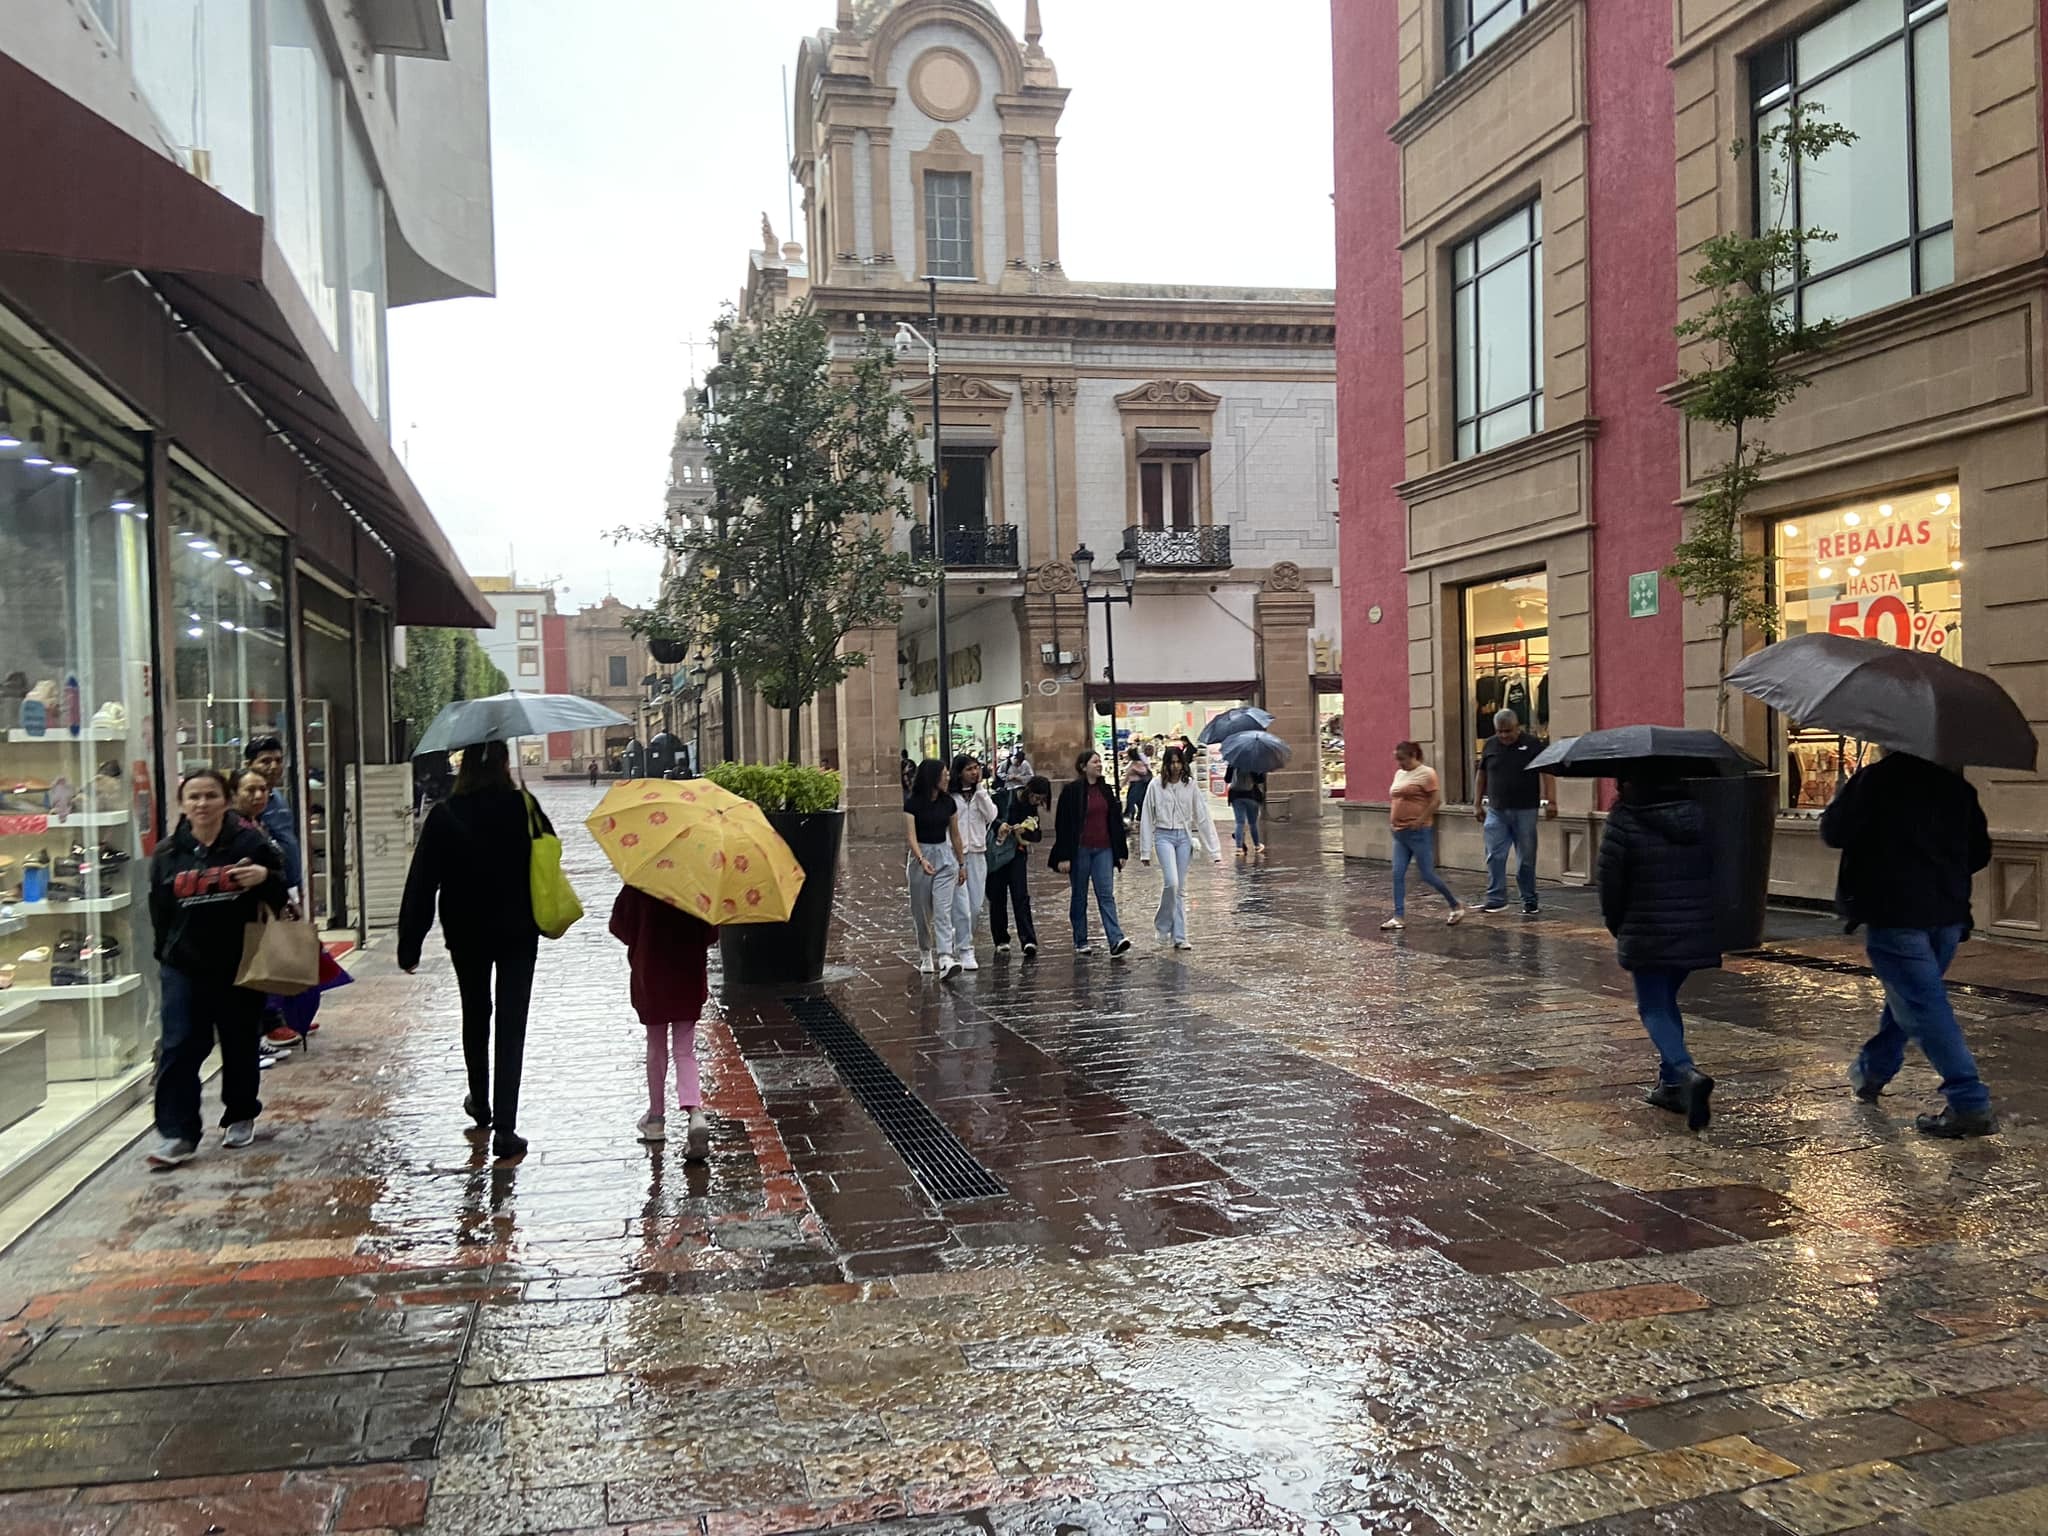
[
  {"x1": 1103, "y1": 594, "x2": 1118, "y2": 781},
  {"x1": 928, "y1": 276, "x2": 949, "y2": 762}
]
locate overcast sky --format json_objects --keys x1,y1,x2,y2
[{"x1": 387, "y1": 0, "x2": 1337, "y2": 615}]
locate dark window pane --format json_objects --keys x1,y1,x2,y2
[
  {"x1": 1141, "y1": 461, "x2": 1164, "y2": 530},
  {"x1": 940, "y1": 451, "x2": 988, "y2": 532},
  {"x1": 1171, "y1": 460, "x2": 1196, "y2": 530}
]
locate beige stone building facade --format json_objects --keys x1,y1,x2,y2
[{"x1": 1336, "y1": 0, "x2": 2048, "y2": 940}]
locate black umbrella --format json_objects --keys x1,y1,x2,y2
[
  {"x1": 1726, "y1": 633, "x2": 2036, "y2": 771},
  {"x1": 1529, "y1": 726, "x2": 1762, "y2": 780},
  {"x1": 1198, "y1": 706, "x2": 1274, "y2": 746}
]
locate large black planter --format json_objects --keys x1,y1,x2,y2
[
  {"x1": 1684, "y1": 771, "x2": 1780, "y2": 952},
  {"x1": 648, "y1": 636, "x2": 690, "y2": 665},
  {"x1": 719, "y1": 809, "x2": 844, "y2": 988}
]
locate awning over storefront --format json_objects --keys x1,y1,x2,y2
[{"x1": 0, "y1": 53, "x2": 489, "y2": 628}]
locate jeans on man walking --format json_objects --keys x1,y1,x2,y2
[
  {"x1": 1069, "y1": 845, "x2": 1126, "y2": 949},
  {"x1": 1231, "y1": 799, "x2": 1262, "y2": 849},
  {"x1": 1390, "y1": 827, "x2": 1459, "y2": 917},
  {"x1": 907, "y1": 844, "x2": 961, "y2": 958},
  {"x1": 1857, "y1": 923, "x2": 1991, "y2": 1112},
  {"x1": 1153, "y1": 828, "x2": 1192, "y2": 943},
  {"x1": 1483, "y1": 806, "x2": 1540, "y2": 907},
  {"x1": 1631, "y1": 967, "x2": 1698, "y2": 1085}
]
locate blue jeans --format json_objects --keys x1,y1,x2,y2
[
  {"x1": 1858, "y1": 924, "x2": 1990, "y2": 1112},
  {"x1": 1390, "y1": 827, "x2": 1459, "y2": 917},
  {"x1": 1484, "y1": 807, "x2": 1540, "y2": 907},
  {"x1": 1069, "y1": 845, "x2": 1126, "y2": 949},
  {"x1": 1153, "y1": 828, "x2": 1193, "y2": 943},
  {"x1": 1231, "y1": 798, "x2": 1262, "y2": 849},
  {"x1": 1631, "y1": 967, "x2": 1698, "y2": 1085},
  {"x1": 155, "y1": 965, "x2": 266, "y2": 1143}
]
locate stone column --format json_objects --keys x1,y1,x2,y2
[
  {"x1": 828, "y1": 129, "x2": 857, "y2": 282},
  {"x1": 1019, "y1": 580, "x2": 1087, "y2": 777},
  {"x1": 1038, "y1": 138, "x2": 1061, "y2": 268},
  {"x1": 1255, "y1": 564, "x2": 1318, "y2": 822},
  {"x1": 835, "y1": 625, "x2": 902, "y2": 842},
  {"x1": 868, "y1": 129, "x2": 894, "y2": 272},
  {"x1": 1001, "y1": 134, "x2": 1027, "y2": 286}
]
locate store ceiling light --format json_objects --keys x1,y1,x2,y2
[
  {"x1": 1937, "y1": 492, "x2": 1953, "y2": 508},
  {"x1": 201, "y1": 549, "x2": 223, "y2": 561},
  {"x1": 186, "y1": 626, "x2": 204, "y2": 638},
  {"x1": 1852, "y1": 556, "x2": 1865, "y2": 567},
  {"x1": 0, "y1": 404, "x2": 20, "y2": 452},
  {"x1": 1952, "y1": 560, "x2": 1964, "y2": 571},
  {"x1": 1879, "y1": 503, "x2": 1894, "y2": 516},
  {"x1": 1818, "y1": 567, "x2": 1833, "y2": 580},
  {"x1": 217, "y1": 619, "x2": 234, "y2": 630},
  {"x1": 21, "y1": 428, "x2": 51, "y2": 467},
  {"x1": 1843, "y1": 511, "x2": 1861, "y2": 526},
  {"x1": 48, "y1": 438, "x2": 79, "y2": 475},
  {"x1": 256, "y1": 580, "x2": 274, "y2": 592}
]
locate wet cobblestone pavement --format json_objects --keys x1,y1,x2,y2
[{"x1": 2, "y1": 784, "x2": 2045, "y2": 1535}]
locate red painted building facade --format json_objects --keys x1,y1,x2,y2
[{"x1": 1335, "y1": 0, "x2": 2048, "y2": 938}]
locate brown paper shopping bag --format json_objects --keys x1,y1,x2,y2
[{"x1": 235, "y1": 906, "x2": 322, "y2": 995}]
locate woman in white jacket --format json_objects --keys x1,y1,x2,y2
[{"x1": 1138, "y1": 747, "x2": 1222, "y2": 950}]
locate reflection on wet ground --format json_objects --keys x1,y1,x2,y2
[{"x1": 1, "y1": 783, "x2": 2043, "y2": 1535}]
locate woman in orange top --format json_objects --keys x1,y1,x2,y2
[{"x1": 1384, "y1": 742, "x2": 1466, "y2": 930}]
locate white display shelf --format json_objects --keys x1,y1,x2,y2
[
  {"x1": 10, "y1": 892, "x2": 132, "y2": 917},
  {"x1": 2, "y1": 973, "x2": 142, "y2": 1003},
  {"x1": 7, "y1": 728, "x2": 127, "y2": 744},
  {"x1": 0, "y1": 915, "x2": 24, "y2": 940},
  {"x1": 0, "y1": 809, "x2": 131, "y2": 834},
  {"x1": 0, "y1": 995, "x2": 39, "y2": 1026}
]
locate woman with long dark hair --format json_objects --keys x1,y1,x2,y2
[
  {"x1": 1050, "y1": 750, "x2": 1132, "y2": 957},
  {"x1": 398, "y1": 741, "x2": 549, "y2": 1160},
  {"x1": 145, "y1": 768, "x2": 288, "y2": 1170},
  {"x1": 987, "y1": 774, "x2": 1051, "y2": 958},
  {"x1": 1139, "y1": 747, "x2": 1221, "y2": 949},
  {"x1": 904, "y1": 757, "x2": 967, "y2": 979}
]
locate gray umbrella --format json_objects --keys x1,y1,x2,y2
[
  {"x1": 1197, "y1": 706, "x2": 1275, "y2": 746},
  {"x1": 1725, "y1": 633, "x2": 2036, "y2": 771},
  {"x1": 415, "y1": 691, "x2": 633, "y2": 755},
  {"x1": 1530, "y1": 726, "x2": 1762, "y2": 780},
  {"x1": 1217, "y1": 730, "x2": 1292, "y2": 775}
]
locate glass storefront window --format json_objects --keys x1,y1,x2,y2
[
  {"x1": 168, "y1": 471, "x2": 290, "y2": 783},
  {"x1": 132, "y1": 0, "x2": 259, "y2": 211},
  {"x1": 0, "y1": 378, "x2": 159, "y2": 1181},
  {"x1": 1095, "y1": 699, "x2": 1243, "y2": 814},
  {"x1": 341, "y1": 121, "x2": 387, "y2": 419},
  {"x1": 268, "y1": 0, "x2": 341, "y2": 344},
  {"x1": 1318, "y1": 693, "x2": 1345, "y2": 798},
  {"x1": 1465, "y1": 572, "x2": 1550, "y2": 779},
  {"x1": 1772, "y1": 484, "x2": 1963, "y2": 812}
]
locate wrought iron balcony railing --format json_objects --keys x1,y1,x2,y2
[
  {"x1": 1123, "y1": 525, "x2": 1232, "y2": 569},
  {"x1": 912, "y1": 523, "x2": 1021, "y2": 569}
]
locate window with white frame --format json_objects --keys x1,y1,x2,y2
[
  {"x1": 1448, "y1": 0, "x2": 1539, "y2": 73},
  {"x1": 518, "y1": 645, "x2": 540, "y2": 677},
  {"x1": 1453, "y1": 202, "x2": 1544, "y2": 460},
  {"x1": 1754, "y1": 0, "x2": 1952, "y2": 327},
  {"x1": 924, "y1": 171, "x2": 974, "y2": 279},
  {"x1": 1139, "y1": 456, "x2": 1202, "y2": 531},
  {"x1": 517, "y1": 609, "x2": 539, "y2": 640}
]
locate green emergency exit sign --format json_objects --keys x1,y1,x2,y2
[{"x1": 1629, "y1": 572, "x2": 1660, "y2": 619}]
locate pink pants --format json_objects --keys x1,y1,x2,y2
[{"x1": 645, "y1": 1021, "x2": 701, "y2": 1117}]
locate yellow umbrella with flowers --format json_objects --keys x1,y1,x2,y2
[{"x1": 585, "y1": 779, "x2": 805, "y2": 924}]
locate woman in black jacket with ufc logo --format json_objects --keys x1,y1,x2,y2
[{"x1": 145, "y1": 768, "x2": 288, "y2": 1170}]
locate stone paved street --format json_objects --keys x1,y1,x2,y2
[{"x1": 3, "y1": 783, "x2": 2046, "y2": 1536}]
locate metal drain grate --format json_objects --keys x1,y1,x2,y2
[{"x1": 782, "y1": 996, "x2": 1006, "y2": 1203}]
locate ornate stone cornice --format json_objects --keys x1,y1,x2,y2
[{"x1": 1114, "y1": 380, "x2": 1224, "y2": 412}]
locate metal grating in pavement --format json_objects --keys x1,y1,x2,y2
[{"x1": 781, "y1": 996, "x2": 1006, "y2": 1203}]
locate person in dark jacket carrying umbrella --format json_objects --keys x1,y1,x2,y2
[
  {"x1": 1821, "y1": 752, "x2": 1997, "y2": 1138},
  {"x1": 1597, "y1": 774, "x2": 1721, "y2": 1131}
]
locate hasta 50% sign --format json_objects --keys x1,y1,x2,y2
[{"x1": 1826, "y1": 571, "x2": 1950, "y2": 652}]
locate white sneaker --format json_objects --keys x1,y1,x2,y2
[
  {"x1": 1447, "y1": 907, "x2": 1465, "y2": 926},
  {"x1": 917, "y1": 950, "x2": 935, "y2": 975},
  {"x1": 684, "y1": 1109, "x2": 711, "y2": 1163},
  {"x1": 941, "y1": 958, "x2": 962, "y2": 980},
  {"x1": 221, "y1": 1121, "x2": 255, "y2": 1150},
  {"x1": 1381, "y1": 917, "x2": 1405, "y2": 931},
  {"x1": 959, "y1": 950, "x2": 979, "y2": 972},
  {"x1": 1075, "y1": 943, "x2": 1095, "y2": 955},
  {"x1": 1174, "y1": 940, "x2": 1193, "y2": 951},
  {"x1": 145, "y1": 1137, "x2": 197, "y2": 1170},
  {"x1": 994, "y1": 942, "x2": 1011, "y2": 955},
  {"x1": 637, "y1": 1114, "x2": 667, "y2": 1143}
]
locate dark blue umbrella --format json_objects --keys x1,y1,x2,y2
[
  {"x1": 1198, "y1": 706, "x2": 1274, "y2": 746},
  {"x1": 1217, "y1": 730, "x2": 1292, "y2": 775},
  {"x1": 1529, "y1": 727, "x2": 1762, "y2": 780}
]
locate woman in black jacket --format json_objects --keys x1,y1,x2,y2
[
  {"x1": 1049, "y1": 751, "x2": 1131, "y2": 957},
  {"x1": 146, "y1": 768, "x2": 288, "y2": 1170},
  {"x1": 398, "y1": 741, "x2": 549, "y2": 1159},
  {"x1": 1597, "y1": 775, "x2": 1721, "y2": 1131}
]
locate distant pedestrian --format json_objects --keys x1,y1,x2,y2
[
  {"x1": 1382, "y1": 742, "x2": 1464, "y2": 929},
  {"x1": 1598, "y1": 774, "x2": 1720, "y2": 1130},
  {"x1": 144, "y1": 769, "x2": 288, "y2": 1170},
  {"x1": 244, "y1": 736, "x2": 302, "y2": 890},
  {"x1": 609, "y1": 884, "x2": 718, "y2": 1160},
  {"x1": 988, "y1": 775, "x2": 1050, "y2": 957},
  {"x1": 1822, "y1": 752, "x2": 1997, "y2": 1138},
  {"x1": 900, "y1": 749, "x2": 916, "y2": 797},
  {"x1": 1051, "y1": 750, "x2": 1131, "y2": 958},
  {"x1": 1225, "y1": 763, "x2": 1266, "y2": 857},
  {"x1": 398, "y1": 741, "x2": 546, "y2": 1161},
  {"x1": 1139, "y1": 747, "x2": 1220, "y2": 950},
  {"x1": 588, "y1": 758, "x2": 601, "y2": 787},
  {"x1": 234, "y1": 768, "x2": 305, "y2": 1051},
  {"x1": 1123, "y1": 746, "x2": 1153, "y2": 830},
  {"x1": 904, "y1": 758, "x2": 967, "y2": 979},
  {"x1": 1475, "y1": 709, "x2": 1556, "y2": 914},
  {"x1": 1001, "y1": 745, "x2": 1034, "y2": 790},
  {"x1": 951, "y1": 754, "x2": 1004, "y2": 972}
]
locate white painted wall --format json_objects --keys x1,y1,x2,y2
[
  {"x1": 885, "y1": 19, "x2": 1008, "y2": 279},
  {"x1": 475, "y1": 587, "x2": 552, "y2": 687},
  {"x1": 1088, "y1": 591, "x2": 1257, "y2": 687},
  {"x1": 898, "y1": 597, "x2": 1022, "y2": 717}
]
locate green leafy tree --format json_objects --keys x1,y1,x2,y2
[
  {"x1": 1668, "y1": 106, "x2": 1855, "y2": 733},
  {"x1": 394, "y1": 629, "x2": 509, "y2": 747},
  {"x1": 632, "y1": 307, "x2": 932, "y2": 765}
]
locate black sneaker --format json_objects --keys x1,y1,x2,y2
[
  {"x1": 1022, "y1": 942, "x2": 1037, "y2": 958},
  {"x1": 464, "y1": 1093, "x2": 492, "y2": 1130},
  {"x1": 1479, "y1": 900, "x2": 1509, "y2": 914},
  {"x1": 492, "y1": 1132, "x2": 529, "y2": 1160},
  {"x1": 1645, "y1": 1082, "x2": 1686, "y2": 1115},
  {"x1": 1682, "y1": 1072, "x2": 1715, "y2": 1132},
  {"x1": 1110, "y1": 938, "x2": 1133, "y2": 958},
  {"x1": 1915, "y1": 1106, "x2": 1999, "y2": 1139},
  {"x1": 1523, "y1": 902, "x2": 1541, "y2": 916},
  {"x1": 1847, "y1": 1063, "x2": 1884, "y2": 1104}
]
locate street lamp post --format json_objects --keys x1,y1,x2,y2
[
  {"x1": 1073, "y1": 542, "x2": 1139, "y2": 772},
  {"x1": 896, "y1": 279, "x2": 949, "y2": 758},
  {"x1": 689, "y1": 653, "x2": 709, "y2": 778},
  {"x1": 706, "y1": 318, "x2": 739, "y2": 764}
]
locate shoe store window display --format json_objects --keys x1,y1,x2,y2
[
  {"x1": 0, "y1": 385, "x2": 156, "y2": 1168},
  {"x1": 143, "y1": 769, "x2": 289, "y2": 1169}
]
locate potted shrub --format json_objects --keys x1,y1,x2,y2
[{"x1": 707, "y1": 761, "x2": 844, "y2": 988}]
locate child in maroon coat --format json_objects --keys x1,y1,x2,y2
[{"x1": 609, "y1": 885, "x2": 719, "y2": 1160}]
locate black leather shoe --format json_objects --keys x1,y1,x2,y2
[
  {"x1": 1645, "y1": 1082, "x2": 1686, "y2": 1115},
  {"x1": 492, "y1": 1131, "x2": 529, "y2": 1160},
  {"x1": 1914, "y1": 1106, "x2": 1999, "y2": 1139},
  {"x1": 1682, "y1": 1072, "x2": 1715, "y2": 1132},
  {"x1": 463, "y1": 1094, "x2": 492, "y2": 1130}
]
